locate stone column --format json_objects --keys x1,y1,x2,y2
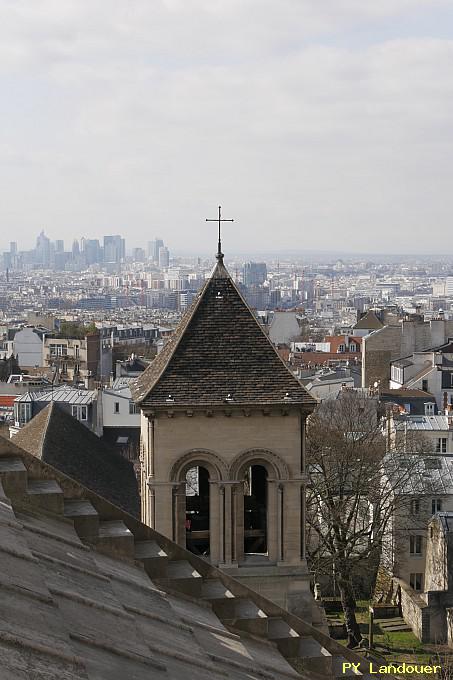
[
  {"x1": 280, "y1": 480, "x2": 302, "y2": 565},
  {"x1": 218, "y1": 484, "x2": 225, "y2": 564},
  {"x1": 208, "y1": 481, "x2": 220, "y2": 564},
  {"x1": 300, "y1": 483, "x2": 306, "y2": 560},
  {"x1": 172, "y1": 482, "x2": 187, "y2": 547},
  {"x1": 267, "y1": 479, "x2": 279, "y2": 562},
  {"x1": 147, "y1": 482, "x2": 176, "y2": 540},
  {"x1": 277, "y1": 483, "x2": 284, "y2": 562},
  {"x1": 219, "y1": 481, "x2": 243, "y2": 566},
  {"x1": 222, "y1": 483, "x2": 234, "y2": 565},
  {"x1": 232, "y1": 482, "x2": 244, "y2": 564}
]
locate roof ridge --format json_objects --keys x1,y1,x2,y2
[
  {"x1": 132, "y1": 259, "x2": 234, "y2": 403},
  {"x1": 224, "y1": 267, "x2": 317, "y2": 400},
  {"x1": 132, "y1": 273, "x2": 212, "y2": 403},
  {"x1": 133, "y1": 259, "x2": 316, "y2": 407},
  {"x1": 40, "y1": 400, "x2": 55, "y2": 457}
]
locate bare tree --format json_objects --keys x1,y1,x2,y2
[{"x1": 305, "y1": 391, "x2": 428, "y2": 648}]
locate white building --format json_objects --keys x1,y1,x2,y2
[
  {"x1": 10, "y1": 327, "x2": 45, "y2": 369},
  {"x1": 388, "y1": 414, "x2": 453, "y2": 454},
  {"x1": 383, "y1": 454, "x2": 453, "y2": 594},
  {"x1": 101, "y1": 380, "x2": 140, "y2": 430},
  {"x1": 390, "y1": 339, "x2": 453, "y2": 411},
  {"x1": 305, "y1": 371, "x2": 355, "y2": 401}
]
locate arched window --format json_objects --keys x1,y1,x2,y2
[
  {"x1": 185, "y1": 465, "x2": 210, "y2": 556},
  {"x1": 170, "y1": 451, "x2": 227, "y2": 562},
  {"x1": 244, "y1": 464, "x2": 268, "y2": 555}
]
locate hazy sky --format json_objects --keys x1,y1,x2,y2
[{"x1": 1, "y1": 1, "x2": 453, "y2": 255}]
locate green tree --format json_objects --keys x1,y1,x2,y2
[{"x1": 305, "y1": 392, "x2": 425, "y2": 648}]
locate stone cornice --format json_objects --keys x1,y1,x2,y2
[{"x1": 141, "y1": 404, "x2": 313, "y2": 419}]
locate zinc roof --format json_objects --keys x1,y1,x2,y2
[
  {"x1": 15, "y1": 386, "x2": 96, "y2": 405},
  {"x1": 385, "y1": 453, "x2": 453, "y2": 495},
  {"x1": 394, "y1": 415, "x2": 450, "y2": 431}
]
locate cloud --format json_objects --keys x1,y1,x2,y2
[{"x1": 0, "y1": 1, "x2": 452, "y2": 253}]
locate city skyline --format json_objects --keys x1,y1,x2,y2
[
  {"x1": 3, "y1": 228, "x2": 453, "y2": 264},
  {"x1": 1, "y1": 2, "x2": 453, "y2": 254}
]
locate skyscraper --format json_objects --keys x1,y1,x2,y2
[
  {"x1": 158, "y1": 246, "x2": 169, "y2": 268},
  {"x1": 72, "y1": 239, "x2": 80, "y2": 258},
  {"x1": 243, "y1": 261, "x2": 267, "y2": 287},
  {"x1": 84, "y1": 239, "x2": 101, "y2": 265},
  {"x1": 153, "y1": 239, "x2": 164, "y2": 263},
  {"x1": 147, "y1": 241, "x2": 155, "y2": 260},
  {"x1": 35, "y1": 231, "x2": 51, "y2": 267},
  {"x1": 103, "y1": 235, "x2": 125, "y2": 264}
]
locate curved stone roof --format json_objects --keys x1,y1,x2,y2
[{"x1": 0, "y1": 434, "x2": 382, "y2": 679}]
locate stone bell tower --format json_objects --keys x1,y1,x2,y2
[{"x1": 132, "y1": 242, "x2": 318, "y2": 619}]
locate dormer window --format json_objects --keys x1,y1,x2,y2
[{"x1": 424, "y1": 402, "x2": 435, "y2": 416}]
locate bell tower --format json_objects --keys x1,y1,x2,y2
[{"x1": 132, "y1": 238, "x2": 318, "y2": 619}]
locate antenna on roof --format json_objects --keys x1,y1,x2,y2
[{"x1": 206, "y1": 205, "x2": 234, "y2": 261}]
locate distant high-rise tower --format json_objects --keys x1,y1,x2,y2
[
  {"x1": 133, "y1": 247, "x2": 145, "y2": 263},
  {"x1": 72, "y1": 239, "x2": 80, "y2": 258},
  {"x1": 10, "y1": 242, "x2": 17, "y2": 255},
  {"x1": 158, "y1": 246, "x2": 169, "y2": 268},
  {"x1": 84, "y1": 239, "x2": 101, "y2": 265},
  {"x1": 55, "y1": 240, "x2": 64, "y2": 253},
  {"x1": 153, "y1": 239, "x2": 164, "y2": 263},
  {"x1": 243, "y1": 262, "x2": 267, "y2": 287},
  {"x1": 147, "y1": 241, "x2": 156, "y2": 260},
  {"x1": 35, "y1": 231, "x2": 51, "y2": 267},
  {"x1": 104, "y1": 235, "x2": 125, "y2": 264}
]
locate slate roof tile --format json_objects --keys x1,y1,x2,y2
[{"x1": 132, "y1": 259, "x2": 316, "y2": 408}]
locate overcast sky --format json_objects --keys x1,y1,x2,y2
[{"x1": 1, "y1": 1, "x2": 453, "y2": 256}]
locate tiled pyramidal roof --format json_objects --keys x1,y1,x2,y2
[
  {"x1": 13, "y1": 402, "x2": 140, "y2": 517},
  {"x1": 132, "y1": 259, "x2": 316, "y2": 407}
]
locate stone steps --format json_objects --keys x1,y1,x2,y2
[
  {"x1": 135, "y1": 540, "x2": 169, "y2": 578},
  {"x1": 64, "y1": 499, "x2": 100, "y2": 540},
  {"x1": 155, "y1": 559, "x2": 203, "y2": 597},
  {"x1": 98, "y1": 520, "x2": 135, "y2": 558},
  {"x1": 27, "y1": 479, "x2": 64, "y2": 514},
  {"x1": 0, "y1": 456, "x2": 27, "y2": 497},
  {"x1": 221, "y1": 599, "x2": 269, "y2": 636},
  {"x1": 200, "y1": 578, "x2": 236, "y2": 602},
  {"x1": 0, "y1": 454, "x2": 374, "y2": 680}
]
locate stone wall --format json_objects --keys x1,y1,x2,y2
[
  {"x1": 140, "y1": 406, "x2": 316, "y2": 622},
  {"x1": 446, "y1": 608, "x2": 453, "y2": 647},
  {"x1": 398, "y1": 580, "x2": 431, "y2": 643},
  {"x1": 362, "y1": 327, "x2": 401, "y2": 388},
  {"x1": 425, "y1": 520, "x2": 448, "y2": 592},
  {"x1": 362, "y1": 319, "x2": 453, "y2": 389}
]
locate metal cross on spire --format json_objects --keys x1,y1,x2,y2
[{"x1": 206, "y1": 205, "x2": 234, "y2": 261}]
